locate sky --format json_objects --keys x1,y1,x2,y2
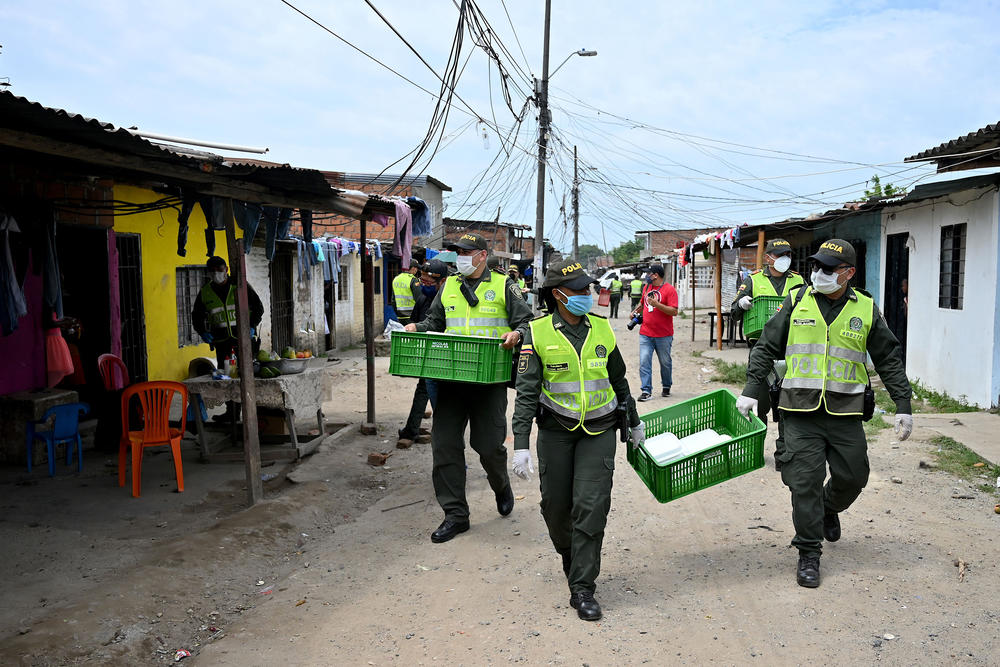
[{"x1": 3, "y1": 0, "x2": 1000, "y2": 252}]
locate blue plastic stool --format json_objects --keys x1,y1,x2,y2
[{"x1": 26, "y1": 402, "x2": 90, "y2": 476}]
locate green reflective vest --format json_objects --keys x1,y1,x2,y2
[
  {"x1": 392, "y1": 272, "x2": 416, "y2": 315},
  {"x1": 518, "y1": 278, "x2": 526, "y2": 290},
  {"x1": 529, "y1": 314, "x2": 618, "y2": 434},
  {"x1": 779, "y1": 287, "x2": 873, "y2": 416},
  {"x1": 610, "y1": 279, "x2": 623, "y2": 293},
  {"x1": 750, "y1": 269, "x2": 804, "y2": 297},
  {"x1": 630, "y1": 279, "x2": 643, "y2": 296},
  {"x1": 441, "y1": 271, "x2": 512, "y2": 337},
  {"x1": 200, "y1": 283, "x2": 237, "y2": 339}
]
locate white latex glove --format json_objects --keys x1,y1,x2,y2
[
  {"x1": 512, "y1": 449, "x2": 534, "y2": 480},
  {"x1": 738, "y1": 295, "x2": 752, "y2": 310},
  {"x1": 629, "y1": 424, "x2": 645, "y2": 451},
  {"x1": 894, "y1": 414, "x2": 913, "y2": 441},
  {"x1": 736, "y1": 395, "x2": 758, "y2": 420}
]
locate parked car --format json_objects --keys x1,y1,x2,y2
[{"x1": 596, "y1": 269, "x2": 635, "y2": 291}]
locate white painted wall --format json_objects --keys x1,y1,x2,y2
[
  {"x1": 246, "y1": 250, "x2": 272, "y2": 352},
  {"x1": 336, "y1": 254, "x2": 355, "y2": 349},
  {"x1": 881, "y1": 186, "x2": 999, "y2": 407}
]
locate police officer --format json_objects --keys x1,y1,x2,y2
[
  {"x1": 404, "y1": 233, "x2": 532, "y2": 543},
  {"x1": 629, "y1": 274, "x2": 644, "y2": 310},
  {"x1": 736, "y1": 239, "x2": 913, "y2": 588},
  {"x1": 731, "y1": 238, "x2": 805, "y2": 470},
  {"x1": 392, "y1": 260, "x2": 421, "y2": 324},
  {"x1": 608, "y1": 274, "x2": 623, "y2": 319},
  {"x1": 511, "y1": 259, "x2": 642, "y2": 621}
]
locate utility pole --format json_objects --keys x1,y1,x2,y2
[
  {"x1": 572, "y1": 145, "x2": 579, "y2": 259},
  {"x1": 532, "y1": 0, "x2": 552, "y2": 311}
]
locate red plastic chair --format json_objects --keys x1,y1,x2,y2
[
  {"x1": 118, "y1": 381, "x2": 187, "y2": 497},
  {"x1": 98, "y1": 353, "x2": 130, "y2": 391}
]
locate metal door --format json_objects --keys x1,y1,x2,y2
[
  {"x1": 270, "y1": 252, "x2": 294, "y2": 353},
  {"x1": 884, "y1": 232, "x2": 909, "y2": 359},
  {"x1": 116, "y1": 233, "x2": 148, "y2": 381}
]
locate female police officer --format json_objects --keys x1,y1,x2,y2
[{"x1": 510, "y1": 259, "x2": 643, "y2": 621}]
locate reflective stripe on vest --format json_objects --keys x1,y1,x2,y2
[
  {"x1": 440, "y1": 272, "x2": 511, "y2": 337},
  {"x1": 200, "y1": 283, "x2": 237, "y2": 337},
  {"x1": 750, "y1": 270, "x2": 805, "y2": 297},
  {"x1": 530, "y1": 314, "x2": 618, "y2": 434},
  {"x1": 630, "y1": 279, "x2": 643, "y2": 296},
  {"x1": 779, "y1": 287, "x2": 873, "y2": 415},
  {"x1": 392, "y1": 272, "x2": 416, "y2": 314}
]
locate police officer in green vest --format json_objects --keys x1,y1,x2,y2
[
  {"x1": 404, "y1": 233, "x2": 533, "y2": 543},
  {"x1": 731, "y1": 238, "x2": 805, "y2": 470},
  {"x1": 608, "y1": 275, "x2": 623, "y2": 319},
  {"x1": 511, "y1": 259, "x2": 642, "y2": 621},
  {"x1": 392, "y1": 260, "x2": 421, "y2": 325},
  {"x1": 629, "y1": 275, "x2": 644, "y2": 310},
  {"x1": 736, "y1": 239, "x2": 913, "y2": 589}
]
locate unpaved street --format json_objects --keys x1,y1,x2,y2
[{"x1": 5, "y1": 311, "x2": 999, "y2": 666}]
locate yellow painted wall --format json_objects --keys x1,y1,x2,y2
[{"x1": 113, "y1": 185, "x2": 243, "y2": 381}]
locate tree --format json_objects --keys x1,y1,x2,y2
[
  {"x1": 575, "y1": 243, "x2": 604, "y2": 263},
  {"x1": 611, "y1": 239, "x2": 643, "y2": 264},
  {"x1": 864, "y1": 175, "x2": 905, "y2": 200}
]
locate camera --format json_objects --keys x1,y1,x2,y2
[{"x1": 627, "y1": 312, "x2": 643, "y2": 330}]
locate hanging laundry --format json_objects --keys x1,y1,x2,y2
[
  {"x1": 233, "y1": 201, "x2": 263, "y2": 254},
  {"x1": 312, "y1": 240, "x2": 325, "y2": 262},
  {"x1": 41, "y1": 213, "x2": 63, "y2": 319},
  {"x1": 301, "y1": 209, "x2": 314, "y2": 243},
  {"x1": 262, "y1": 207, "x2": 293, "y2": 261},
  {"x1": 392, "y1": 200, "x2": 413, "y2": 267},
  {"x1": 372, "y1": 212, "x2": 391, "y2": 228},
  {"x1": 0, "y1": 213, "x2": 28, "y2": 336},
  {"x1": 45, "y1": 324, "x2": 73, "y2": 387},
  {"x1": 407, "y1": 197, "x2": 431, "y2": 237},
  {"x1": 176, "y1": 192, "x2": 227, "y2": 257}
]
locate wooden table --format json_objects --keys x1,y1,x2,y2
[{"x1": 183, "y1": 365, "x2": 333, "y2": 461}]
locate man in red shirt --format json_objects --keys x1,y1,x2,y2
[{"x1": 632, "y1": 265, "x2": 678, "y2": 401}]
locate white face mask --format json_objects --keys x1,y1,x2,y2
[
  {"x1": 773, "y1": 255, "x2": 792, "y2": 273},
  {"x1": 455, "y1": 254, "x2": 479, "y2": 276},
  {"x1": 211, "y1": 271, "x2": 227, "y2": 284},
  {"x1": 810, "y1": 269, "x2": 842, "y2": 294}
]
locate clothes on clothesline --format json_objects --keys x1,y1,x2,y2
[
  {"x1": 0, "y1": 212, "x2": 28, "y2": 336},
  {"x1": 407, "y1": 197, "x2": 431, "y2": 237},
  {"x1": 392, "y1": 200, "x2": 412, "y2": 267}
]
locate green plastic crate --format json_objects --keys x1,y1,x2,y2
[
  {"x1": 627, "y1": 389, "x2": 766, "y2": 503},
  {"x1": 389, "y1": 331, "x2": 512, "y2": 384},
  {"x1": 742, "y1": 295, "x2": 785, "y2": 339}
]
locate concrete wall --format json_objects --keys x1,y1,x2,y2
[
  {"x1": 245, "y1": 250, "x2": 272, "y2": 352},
  {"x1": 881, "y1": 187, "x2": 1000, "y2": 407}
]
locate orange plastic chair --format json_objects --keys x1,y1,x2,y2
[
  {"x1": 98, "y1": 353, "x2": 130, "y2": 391},
  {"x1": 118, "y1": 381, "x2": 187, "y2": 497}
]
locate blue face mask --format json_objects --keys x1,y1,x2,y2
[
  {"x1": 421, "y1": 284, "x2": 438, "y2": 297},
  {"x1": 559, "y1": 290, "x2": 593, "y2": 316}
]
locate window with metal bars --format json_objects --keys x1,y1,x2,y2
[
  {"x1": 938, "y1": 223, "x2": 966, "y2": 310},
  {"x1": 176, "y1": 266, "x2": 209, "y2": 347},
  {"x1": 338, "y1": 257, "x2": 351, "y2": 301}
]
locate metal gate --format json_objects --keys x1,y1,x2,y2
[
  {"x1": 116, "y1": 233, "x2": 148, "y2": 382},
  {"x1": 270, "y1": 252, "x2": 294, "y2": 353}
]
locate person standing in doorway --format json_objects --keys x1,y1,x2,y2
[
  {"x1": 736, "y1": 239, "x2": 912, "y2": 589},
  {"x1": 608, "y1": 274, "x2": 623, "y2": 319},
  {"x1": 511, "y1": 259, "x2": 642, "y2": 621},
  {"x1": 631, "y1": 265, "x2": 678, "y2": 401},
  {"x1": 404, "y1": 233, "x2": 532, "y2": 543},
  {"x1": 392, "y1": 260, "x2": 421, "y2": 325},
  {"x1": 731, "y1": 238, "x2": 805, "y2": 470}
]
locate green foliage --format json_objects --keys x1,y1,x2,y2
[
  {"x1": 864, "y1": 175, "x2": 906, "y2": 199},
  {"x1": 929, "y1": 436, "x2": 1000, "y2": 495},
  {"x1": 576, "y1": 243, "x2": 604, "y2": 263},
  {"x1": 690, "y1": 349, "x2": 703, "y2": 358},
  {"x1": 611, "y1": 239, "x2": 644, "y2": 264},
  {"x1": 863, "y1": 413, "x2": 891, "y2": 436},
  {"x1": 911, "y1": 379, "x2": 979, "y2": 413},
  {"x1": 709, "y1": 358, "x2": 747, "y2": 385}
]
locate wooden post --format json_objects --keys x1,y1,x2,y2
[
  {"x1": 715, "y1": 238, "x2": 723, "y2": 351},
  {"x1": 690, "y1": 253, "x2": 696, "y2": 342},
  {"x1": 756, "y1": 229, "x2": 766, "y2": 270},
  {"x1": 360, "y1": 216, "x2": 376, "y2": 433},
  {"x1": 223, "y1": 199, "x2": 263, "y2": 505}
]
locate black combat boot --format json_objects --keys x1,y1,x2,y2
[
  {"x1": 569, "y1": 591, "x2": 602, "y2": 621},
  {"x1": 796, "y1": 554, "x2": 821, "y2": 588}
]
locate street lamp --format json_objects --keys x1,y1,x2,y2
[{"x1": 532, "y1": 39, "x2": 598, "y2": 312}]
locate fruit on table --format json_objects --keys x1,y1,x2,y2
[
  {"x1": 281, "y1": 346, "x2": 297, "y2": 359},
  {"x1": 256, "y1": 349, "x2": 272, "y2": 362}
]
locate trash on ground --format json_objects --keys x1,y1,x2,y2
[
  {"x1": 174, "y1": 649, "x2": 192, "y2": 661},
  {"x1": 953, "y1": 559, "x2": 968, "y2": 581}
]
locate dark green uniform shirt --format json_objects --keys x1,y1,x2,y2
[
  {"x1": 412, "y1": 271, "x2": 533, "y2": 341},
  {"x1": 730, "y1": 266, "x2": 796, "y2": 319},
  {"x1": 512, "y1": 311, "x2": 640, "y2": 450},
  {"x1": 743, "y1": 285, "x2": 912, "y2": 414}
]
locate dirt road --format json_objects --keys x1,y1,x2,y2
[{"x1": 5, "y1": 310, "x2": 999, "y2": 665}]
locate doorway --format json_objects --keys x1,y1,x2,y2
[
  {"x1": 270, "y1": 252, "x2": 294, "y2": 353},
  {"x1": 884, "y1": 232, "x2": 909, "y2": 360},
  {"x1": 116, "y1": 233, "x2": 148, "y2": 382}
]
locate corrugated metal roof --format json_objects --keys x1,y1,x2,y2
[
  {"x1": 323, "y1": 171, "x2": 452, "y2": 192},
  {"x1": 905, "y1": 121, "x2": 1000, "y2": 161}
]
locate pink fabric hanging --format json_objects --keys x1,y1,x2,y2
[{"x1": 392, "y1": 201, "x2": 412, "y2": 267}]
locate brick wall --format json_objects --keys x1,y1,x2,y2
[{"x1": 1, "y1": 163, "x2": 114, "y2": 228}]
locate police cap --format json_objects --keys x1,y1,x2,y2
[
  {"x1": 764, "y1": 238, "x2": 792, "y2": 256},
  {"x1": 447, "y1": 232, "x2": 488, "y2": 251},
  {"x1": 421, "y1": 259, "x2": 450, "y2": 279},
  {"x1": 543, "y1": 259, "x2": 598, "y2": 290},
  {"x1": 809, "y1": 238, "x2": 857, "y2": 267}
]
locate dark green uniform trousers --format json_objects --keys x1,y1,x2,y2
[
  {"x1": 537, "y1": 426, "x2": 616, "y2": 594},
  {"x1": 431, "y1": 381, "x2": 511, "y2": 522},
  {"x1": 747, "y1": 339, "x2": 786, "y2": 460},
  {"x1": 779, "y1": 411, "x2": 869, "y2": 557}
]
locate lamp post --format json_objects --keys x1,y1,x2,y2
[{"x1": 532, "y1": 4, "x2": 597, "y2": 310}]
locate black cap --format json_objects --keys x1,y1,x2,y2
[
  {"x1": 543, "y1": 259, "x2": 598, "y2": 290},
  {"x1": 409, "y1": 259, "x2": 421, "y2": 270},
  {"x1": 421, "y1": 259, "x2": 450, "y2": 279},
  {"x1": 647, "y1": 264, "x2": 665, "y2": 277},
  {"x1": 447, "y1": 232, "x2": 488, "y2": 251},
  {"x1": 764, "y1": 238, "x2": 792, "y2": 256},
  {"x1": 206, "y1": 255, "x2": 227, "y2": 270},
  {"x1": 809, "y1": 238, "x2": 856, "y2": 267}
]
